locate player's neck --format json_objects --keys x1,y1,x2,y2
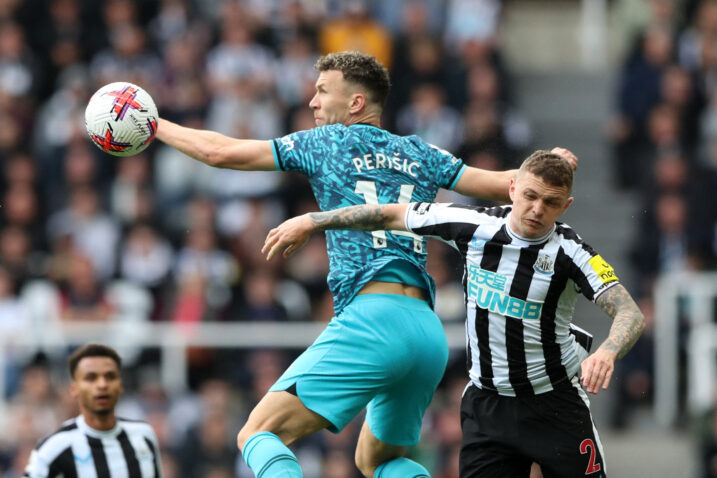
[
  {"x1": 346, "y1": 112, "x2": 381, "y2": 128},
  {"x1": 82, "y1": 410, "x2": 118, "y2": 431}
]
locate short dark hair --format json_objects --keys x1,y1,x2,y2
[
  {"x1": 315, "y1": 51, "x2": 391, "y2": 106},
  {"x1": 68, "y1": 343, "x2": 122, "y2": 378},
  {"x1": 519, "y1": 150, "x2": 574, "y2": 192}
]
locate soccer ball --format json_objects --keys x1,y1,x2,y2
[{"x1": 85, "y1": 82, "x2": 158, "y2": 157}]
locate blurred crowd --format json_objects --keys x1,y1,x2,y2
[
  {"x1": 610, "y1": 0, "x2": 717, "y2": 476},
  {"x1": 0, "y1": 0, "x2": 525, "y2": 477}
]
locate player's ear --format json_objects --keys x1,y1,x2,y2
[
  {"x1": 508, "y1": 178, "x2": 517, "y2": 202},
  {"x1": 349, "y1": 93, "x2": 365, "y2": 114},
  {"x1": 70, "y1": 381, "x2": 78, "y2": 399},
  {"x1": 562, "y1": 196, "x2": 574, "y2": 213}
]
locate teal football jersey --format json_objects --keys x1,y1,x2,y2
[{"x1": 272, "y1": 123, "x2": 466, "y2": 314}]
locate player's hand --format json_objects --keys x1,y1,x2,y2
[
  {"x1": 580, "y1": 348, "x2": 616, "y2": 394},
  {"x1": 551, "y1": 147, "x2": 578, "y2": 172},
  {"x1": 262, "y1": 214, "x2": 315, "y2": 260}
]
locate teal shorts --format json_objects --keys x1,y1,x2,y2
[{"x1": 270, "y1": 293, "x2": 449, "y2": 446}]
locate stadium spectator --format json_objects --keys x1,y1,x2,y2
[
  {"x1": 611, "y1": 25, "x2": 674, "y2": 189},
  {"x1": 58, "y1": 252, "x2": 114, "y2": 322},
  {"x1": 46, "y1": 186, "x2": 120, "y2": 281},
  {"x1": 318, "y1": 2, "x2": 393, "y2": 68}
]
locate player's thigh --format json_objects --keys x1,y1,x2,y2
[
  {"x1": 237, "y1": 390, "x2": 330, "y2": 448},
  {"x1": 269, "y1": 297, "x2": 415, "y2": 435},
  {"x1": 364, "y1": 299, "x2": 448, "y2": 446},
  {"x1": 529, "y1": 379, "x2": 607, "y2": 478},
  {"x1": 460, "y1": 441, "x2": 532, "y2": 478},
  {"x1": 460, "y1": 384, "x2": 532, "y2": 478}
]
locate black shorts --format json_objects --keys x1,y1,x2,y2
[{"x1": 459, "y1": 379, "x2": 606, "y2": 478}]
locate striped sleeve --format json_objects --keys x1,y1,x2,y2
[
  {"x1": 405, "y1": 202, "x2": 489, "y2": 251},
  {"x1": 24, "y1": 437, "x2": 76, "y2": 478},
  {"x1": 560, "y1": 231, "x2": 620, "y2": 302}
]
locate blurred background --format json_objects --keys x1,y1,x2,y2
[{"x1": 0, "y1": 0, "x2": 714, "y2": 476}]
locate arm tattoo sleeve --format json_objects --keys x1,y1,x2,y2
[
  {"x1": 595, "y1": 284, "x2": 646, "y2": 359},
  {"x1": 308, "y1": 205, "x2": 392, "y2": 232}
]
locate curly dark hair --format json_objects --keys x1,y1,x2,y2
[
  {"x1": 519, "y1": 150, "x2": 574, "y2": 192},
  {"x1": 68, "y1": 343, "x2": 122, "y2": 378},
  {"x1": 315, "y1": 51, "x2": 391, "y2": 106}
]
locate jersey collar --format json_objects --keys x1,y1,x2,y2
[{"x1": 77, "y1": 414, "x2": 121, "y2": 438}]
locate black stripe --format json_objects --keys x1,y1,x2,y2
[
  {"x1": 463, "y1": 264, "x2": 472, "y2": 375},
  {"x1": 474, "y1": 304, "x2": 494, "y2": 389},
  {"x1": 447, "y1": 163, "x2": 465, "y2": 188},
  {"x1": 37, "y1": 421, "x2": 78, "y2": 448},
  {"x1": 540, "y1": 248, "x2": 571, "y2": 388},
  {"x1": 144, "y1": 437, "x2": 160, "y2": 477},
  {"x1": 481, "y1": 205, "x2": 511, "y2": 218},
  {"x1": 271, "y1": 139, "x2": 285, "y2": 170},
  {"x1": 569, "y1": 325, "x2": 593, "y2": 352},
  {"x1": 47, "y1": 446, "x2": 77, "y2": 478},
  {"x1": 569, "y1": 254, "x2": 595, "y2": 301},
  {"x1": 412, "y1": 222, "x2": 478, "y2": 252},
  {"x1": 556, "y1": 224, "x2": 601, "y2": 257},
  {"x1": 118, "y1": 430, "x2": 142, "y2": 478},
  {"x1": 505, "y1": 245, "x2": 543, "y2": 396},
  {"x1": 87, "y1": 436, "x2": 110, "y2": 478},
  {"x1": 474, "y1": 226, "x2": 511, "y2": 389}
]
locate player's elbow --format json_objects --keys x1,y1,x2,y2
[
  {"x1": 204, "y1": 145, "x2": 233, "y2": 169},
  {"x1": 637, "y1": 311, "x2": 647, "y2": 335}
]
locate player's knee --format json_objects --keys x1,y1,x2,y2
[{"x1": 354, "y1": 451, "x2": 376, "y2": 478}]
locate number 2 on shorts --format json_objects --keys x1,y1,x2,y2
[{"x1": 579, "y1": 438, "x2": 602, "y2": 474}]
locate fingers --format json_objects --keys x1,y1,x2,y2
[
  {"x1": 262, "y1": 228, "x2": 291, "y2": 261},
  {"x1": 601, "y1": 367, "x2": 613, "y2": 391},
  {"x1": 551, "y1": 146, "x2": 579, "y2": 171},
  {"x1": 581, "y1": 356, "x2": 614, "y2": 394}
]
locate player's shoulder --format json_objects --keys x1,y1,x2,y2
[
  {"x1": 118, "y1": 417, "x2": 158, "y2": 436},
  {"x1": 554, "y1": 222, "x2": 599, "y2": 256},
  {"x1": 554, "y1": 222, "x2": 583, "y2": 244},
  {"x1": 35, "y1": 418, "x2": 79, "y2": 452},
  {"x1": 400, "y1": 134, "x2": 453, "y2": 154}
]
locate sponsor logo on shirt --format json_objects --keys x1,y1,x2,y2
[
  {"x1": 588, "y1": 255, "x2": 618, "y2": 284},
  {"x1": 466, "y1": 265, "x2": 542, "y2": 320},
  {"x1": 280, "y1": 136, "x2": 295, "y2": 151}
]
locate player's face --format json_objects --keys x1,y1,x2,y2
[
  {"x1": 508, "y1": 172, "x2": 573, "y2": 239},
  {"x1": 309, "y1": 70, "x2": 353, "y2": 126},
  {"x1": 71, "y1": 357, "x2": 123, "y2": 417}
]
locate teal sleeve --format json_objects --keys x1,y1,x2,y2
[{"x1": 447, "y1": 163, "x2": 467, "y2": 190}]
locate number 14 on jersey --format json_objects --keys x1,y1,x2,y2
[{"x1": 355, "y1": 180, "x2": 424, "y2": 253}]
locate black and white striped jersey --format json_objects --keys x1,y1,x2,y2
[
  {"x1": 24, "y1": 415, "x2": 162, "y2": 478},
  {"x1": 405, "y1": 202, "x2": 620, "y2": 397}
]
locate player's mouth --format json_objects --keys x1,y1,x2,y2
[
  {"x1": 94, "y1": 394, "x2": 111, "y2": 405},
  {"x1": 525, "y1": 218, "x2": 542, "y2": 228}
]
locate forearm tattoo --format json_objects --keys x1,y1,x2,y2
[
  {"x1": 595, "y1": 284, "x2": 646, "y2": 359},
  {"x1": 308, "y1": 205, "x2": 392, "y2": 232}
]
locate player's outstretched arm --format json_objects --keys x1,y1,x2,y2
[
  {"x1": 580, "y1": 284, "x2": 645, "y2": 394},
  {"x1": 453, "y1": 147, "x2": 578, "y2": 203},
  {"x1": 262, "y1": 204, "x2": 409, "y2": 260},
  {"x1": 156, "y1": 118, "x2": 276, "y2": 171}
]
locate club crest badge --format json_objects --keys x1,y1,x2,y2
[{"x1": 533, "y1": 252, "x2": 554, "y2": 275}]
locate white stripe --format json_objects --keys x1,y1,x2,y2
[{"x1": 571, "y1": 376, "x2": 608, "y2": 474}]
